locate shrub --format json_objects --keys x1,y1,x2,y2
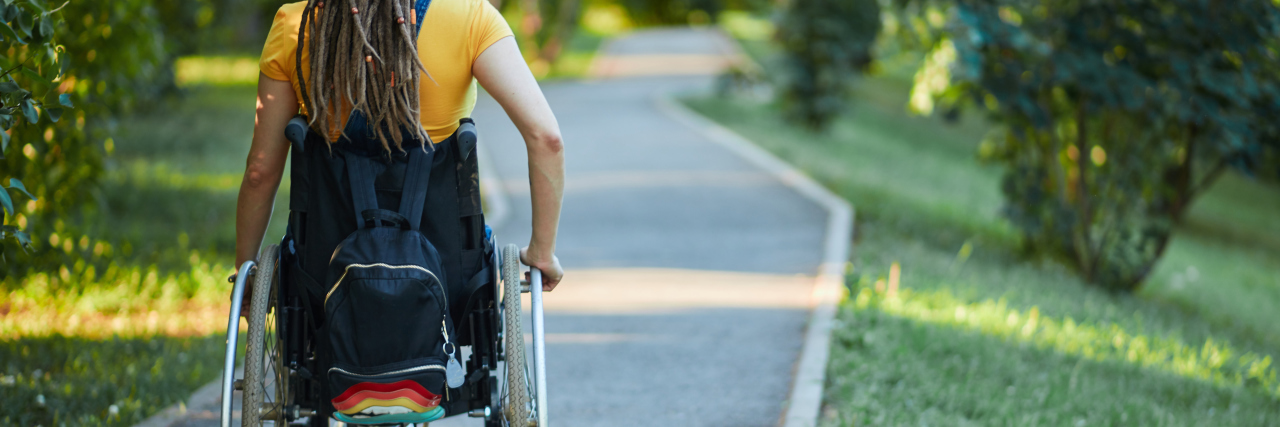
[
  {"x1": 905, "y1": 0, "x2": 1280, "y2": 290},
  {"x1": 775, "y1": 0, "x2": 881, "y2": 131}
]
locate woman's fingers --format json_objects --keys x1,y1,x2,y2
[{"x1": 520, "y1": 246, "x2": 563, "y2": 292}]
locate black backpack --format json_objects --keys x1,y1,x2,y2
[{"x1": 319, "y1": 138, "x2": 466, "y2": 409}]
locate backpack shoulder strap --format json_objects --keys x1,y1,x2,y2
[
  {"x1": 344, "y1": 152, "x2": 381, "y2": 229},
  {"x1": 398, "y1": 147, "x2": 434, "y2": 231}
]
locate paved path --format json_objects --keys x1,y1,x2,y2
[
  {"x1": 149, "y1": 28, "x2": 830, "y2": 427},
  {"x1": 436, "y1": 28, "x2": 829, "y2": 426}
]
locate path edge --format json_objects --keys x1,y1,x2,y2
[
  {"x1": 133, "y1": 367, "x2": 236, "y2": 427},
  {"x1": 655, "y1": 95, "x2": 853, "y2": 427}
]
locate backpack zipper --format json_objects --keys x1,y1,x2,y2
[
  {"x1": 328, "y1": 364, "x2": 445, "y2": 378},
  {"x1": 325, "y1": 263, "x2": 444, "y2": 304}
]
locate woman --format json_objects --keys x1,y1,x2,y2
[{"x1": 234, "y1": 0, "x2": 565, "y2": 300}]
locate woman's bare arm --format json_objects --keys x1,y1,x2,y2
[
  {"x1": 235, "y1": 74, "x2": 296, "y2": 272},
  {"x1": 473, "y1": 36, "x2": 565, "y2": 290}
]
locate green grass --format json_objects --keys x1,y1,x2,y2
[
  {"x1": 684, "y1": 46, "x2": 1280, "y2": 424},
  {"x1": 1, "y1": 83, "x2": 274, "y2": 426},
  {"x1": 0, "y1": 335, "x2": 234, "y2": 426}
]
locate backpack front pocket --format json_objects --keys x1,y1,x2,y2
[{"x1": 323, "y1": 263, "x2": 453, "y2": 401}]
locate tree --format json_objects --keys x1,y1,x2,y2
[
  {"x1": 905, "y1": 0, "x2": 1280, "y2": 290},
  {"x1": 775, "y1": 0, "x2": 881, "y2": 131},
  {"x1": 2, "y1": 0, "x2": 169, "y2": 278},
  {"x1": 0, "y1": 0, "x2": 75, "y2": 260}
]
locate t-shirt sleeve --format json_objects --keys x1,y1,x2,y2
[
  {"x1": 259, "y1": 4, "x2": 301, "y2": 82},
  {"x1": 469, "y1": 0, "x2": 515, "y2": 63}
]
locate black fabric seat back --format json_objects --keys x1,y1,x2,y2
[{"x1": 285, "y1": 114, "x2": 488, "y2": 329}]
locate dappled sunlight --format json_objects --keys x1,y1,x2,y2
[
  {"x1": 851, "y1": 284, "x2": 1280, "y2": 399},
  {"x1": 524, "y1": 268, "x2": 815, "y2": 314},
  {"x1": 2, "y1": 253, "x2": 233, "y2": 340},
  {"x1": 174, "y1": 56, "x2": 260, "y2": 87},
  {"x1": 109, "y1": 160, "x2": 244, "y2": 191}
]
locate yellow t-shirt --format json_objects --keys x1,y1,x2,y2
[{"x1": 259, "y1": 0, "x2": 513, "y2": 142}]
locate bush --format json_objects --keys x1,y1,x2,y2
[
  {"x1": 775, "y1": 0, "x2": 881, "y2": 131},
  {"x1": 906, "y1": 0, "x2": 1280, "y2": 290}
]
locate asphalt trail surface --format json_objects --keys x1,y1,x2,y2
[{"x1": 436, "y1": 28, "x2": 828, "y2": 426}]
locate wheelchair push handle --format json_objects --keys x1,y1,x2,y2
[
  {"x1": 285, "y1": 115, "x2": 309, "y2": 153},
  {"x1": 457, "y1": 118, "x2": 478, "y2": 161}
]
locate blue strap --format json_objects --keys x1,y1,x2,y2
[{"x1": 414, "y1": 0, "x2": 430, "y2": 36}]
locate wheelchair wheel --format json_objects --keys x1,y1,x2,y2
[
  {"x1": 243, "y1": 244, "x2": 288, "y2": 426},
  {"x1": 501, "y1": 244, "x2": 534, "y2": 426}
]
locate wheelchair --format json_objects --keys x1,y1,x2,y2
[{"x1": 218, "y1": 116, "x2": 550, "y2": 427}]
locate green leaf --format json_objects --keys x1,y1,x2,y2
[
  {"x1": 36, "y1": 13, "x2": 48, "y2": 38},
  {"x1": 15, "y1": 11, "x2": 31, "y2": 38},
  {"x1": 57, "y1": 48, "x2": 67, "y2": 79},
  {"x1": 44, "y1": 105, "x2": 59, "y2": 122},
  {"x1": 57, "y1": 92, "x2": 69, "y2": 107},
  {"x1": 20, "y1": 66, "x2": 50, "y2": 89},
  {"x1": 3, "y1": 226, "x2": 31, "y2": 250},
  {"x1": 20, "y1": 97, "x2": 36, "y2": 123},
  {"x1": 0, "y1": 185, "x2": 12, "y2": 217},
  {"x1": 0, "y1": 22, "x2": 23, "y2": 43},
  {"x1": 7, "y1": 178, "x2": 34, "y2": 200},
  {"x1": 0, "y1": 81, "x2": 17, "y2": 93},
  {"x1": 1, "y1": 128, "x2": 8, "y2": 152}
]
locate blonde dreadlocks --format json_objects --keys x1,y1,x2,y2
[{"x1": 297, "y1": 0, "x2": 433, "y2": 151}]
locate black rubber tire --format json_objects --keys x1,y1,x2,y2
[
  {"x1": 243, "y1": 244, "x2": 286, "y2": 426},
  {"x1": 501, "y1": 244, "x2": 532, "y2": 426}
]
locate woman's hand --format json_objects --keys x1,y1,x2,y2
[{"x1": 521, "y1": 246, "x2": 563, "y2": 291}]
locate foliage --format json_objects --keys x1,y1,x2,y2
[
  {"x1": 905, "y1": 0, "x2": 1280, "y2": 290},
  {"x1": 2, "y1": 0, "x2": 171, "y2": 278},
  {"x1": 683, "y1": 89, "x2": 1280, "y2": 425},
  {"x1": 775, "y1": 0, "x2": 881, "y2": 131},
  {"x1": 0, "y1": 0, "x2": 75, "y2": 260},
  {"x1": 611, "y1": 0, "x2": 725, "y2": 25}
]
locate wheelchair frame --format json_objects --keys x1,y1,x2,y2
[
  {"x1": 221, "y1": 240, "x2": 547, "y2": 426},
  {"x1": 219, "y1": 118, "x2": 549, "y2": 426}
]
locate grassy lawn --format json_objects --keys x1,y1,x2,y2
[
  {"x1": 1, "y1": 83, "x2": 268, "y2": 426},
  {"x1": 684, "y1": 41, "x2": 1280, "y2": 425}
]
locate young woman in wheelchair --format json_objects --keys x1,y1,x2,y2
[{"x1": 231, "y1": 0, "x2": 564, "y2": 424}]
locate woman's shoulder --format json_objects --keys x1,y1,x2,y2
[
  {"x1": 260, "y1": 1, "x2": 309, "y2": 82},
  {"x1": 273, "y1": 1, "x2": 308, "y2": 28},
  {"x1": 427, "y1": 0, "x2": 500, "y2": 23}
]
